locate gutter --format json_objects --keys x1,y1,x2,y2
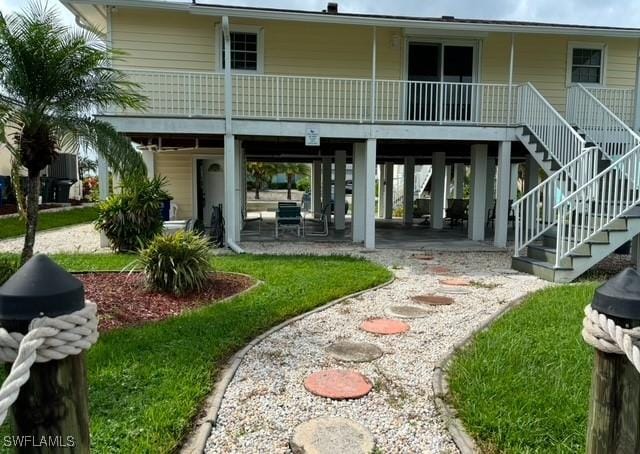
[{"x1": 62, "y1": 0, "x2": 640, "y2": 38}]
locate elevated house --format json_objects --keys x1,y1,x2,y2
[{"x1": 63, "y1": 0, "x2": 640, "y2": 281}]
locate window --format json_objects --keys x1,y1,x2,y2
[
  {"x1": 568, "y1": 44, "x2": 605, "y2": 85},
  {"x1": 222, "y1": 31, "x2": 260, "y2": 71}
]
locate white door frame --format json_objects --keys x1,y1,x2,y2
[{"x1": 191, "y1": 153, "x2": 224, "y2": 221}]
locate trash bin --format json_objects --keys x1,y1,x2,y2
[
  {"x1": 41, "y1": 177, "x2": 56, "y2": 203},
  {"x1": 161, "y1": 198, "x2": 172, "y2": 221},
  {"x1": 54, "y1": 179, "x2": 74, "y2": 203}
]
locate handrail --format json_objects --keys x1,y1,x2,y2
[
  {"x1": 516, "y1": 83, "x2": 587, "y2": 166},
  {"x1": 554, "y1": 143, "x2": 640, "y2": 266},
  {"x1": 567, "y1": 84, "x2": 640, "y2": 159},
  {"x1": 513, "y1": 146, "x2": 601, "y2": 255},
  {"x1": 586, "y1": 86, "x2": 636, "y2": 126}
]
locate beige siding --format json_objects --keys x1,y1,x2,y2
[
  {"x1": 110, "y1": 9, "x2": 216, "y2": 71},
  {"x1": 110, "y1": 8, "x2": 402, "y2": 79},
  {"x1": 154, "y1": 149, "x2": 222, "y2": 219},
  {"x1": 482, "y1": 32, "x2": 639, "y2": 112}
]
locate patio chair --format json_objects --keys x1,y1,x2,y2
[
  {"x1": 304, "y1": 204, "x2": 331, "y2": 237},
  {"x1": 445, "y1": 199, "x2": 468, "y2": 227},
  {"x1": 275, "y1": 205, "x2": 303, "y2": 238},
  {"x1": 242, "y1": 204, "x2": 262, "y2": 235},
  {"x1": 486, "y1": 199, "x2": 515, "y2": 228}
]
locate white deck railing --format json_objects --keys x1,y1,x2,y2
[
  {"x1": 110, "y1": 69, "x2": 514, "y2": 125},
  {"x1": 586, "y1": 87, "x2": 636, "y2": 127},
  {"x1": 567, "y1": 85, "x2": 640, "y2": 159}
]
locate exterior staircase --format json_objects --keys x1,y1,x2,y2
[{"x1": 511, "y1": 83, "x2": 640, "y2": 282}]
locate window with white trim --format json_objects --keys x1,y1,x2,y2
[
  {"x1": 568, "y1": 44, "x2": 605, "y2": 85},
  {"x1": 222, "y1": 31, "x2": 259, "y2": 71}
]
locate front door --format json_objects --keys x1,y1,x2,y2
[{"x1": 407, "y1": 42, "x2": 475, "y2": 122}]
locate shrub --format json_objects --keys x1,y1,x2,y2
[
  {"x1": 296, "y1": 177, "x2": 310, "y2": 193},
  {"x1": 0, "y1": 255, "x2": 18, "y2": 285},
  {"x1": 95, "y1": 177, "x2": 170, "y2": 252},
  {"x1": 137, "y1": 231, "x2": 211, "y2": 295}
]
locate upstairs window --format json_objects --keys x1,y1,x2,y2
[
  {"x1": 222, "y1": 31, "x2": 260, "y2": 72},
  {"x1": 569, "y1": 44, "x2": 605, "y2": 85}
]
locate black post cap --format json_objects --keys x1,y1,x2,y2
[
  {"x1": 592, "y1": 267, "x2": 640, "y2": 320},
  {"x1": 0, "y1": 255, "x2": 84, "y2": 321}
]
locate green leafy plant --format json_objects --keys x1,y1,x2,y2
[
  {"x1": 296, "y1": 176, "x2": 311, "y2": 193},
  {"x1": 95, "y1": 177, "x2": 170, "y2": 252},
  {"x1": 0, "y1": 256, "x2": 18, "y2": 285},
  {"x1": 136, "y1": 231, "x2": 211, "y2": 295}
]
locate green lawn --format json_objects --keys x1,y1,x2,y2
[
  {"x1": 0, "y1": 206, "x2": 99, "y2": 239},
  {"x1": 448, "y1": 284, "x2": 598, "y2": 454},
  {"x1": 2, "y1": 253, "x2": 391, "y2": 453}
]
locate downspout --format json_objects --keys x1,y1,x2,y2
[
  {"x1": 506, "y1": 32, "x2": 515, "y2": 133},
  {"x1": 370, "y1": 26, "x2": 377, "y2": 124},
  {"x1": 222, "y1": 16, "x2": 245, "y2": 254},
  {"x1": 634, "y1": 42, "x2": 640, "y2": 132}
]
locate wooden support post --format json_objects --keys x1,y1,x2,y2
[
  {"x1": 0, "y1": 255, "x2": 91, "y2": 453},
  {"x1": 587, "y1": 269, "x2": 640, "y2": 454}
]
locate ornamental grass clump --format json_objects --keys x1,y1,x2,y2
[{"x1": 138, "y1": 231, "x2": 211, "y2": 296}]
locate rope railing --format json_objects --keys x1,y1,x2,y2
[{"x1": 0, "y1": 302, "x2": 98, "y2": 425}]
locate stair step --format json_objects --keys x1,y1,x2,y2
[{"x1": 511, "y1": 256, "x2": 572, "y2": 282}]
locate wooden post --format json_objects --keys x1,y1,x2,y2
[
  {"x1": 587, "y1": 268, "x2": 640, "y2": 454},
  {"x1": 0, "y1": 255, "x2": 90, "y2": 453}
]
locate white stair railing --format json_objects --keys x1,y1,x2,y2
[
  {"x1": 555, "y1": 143, "x2": 640, "y2": 266},
  {"x1": 567, "y1": 84, "x2": 640, "y2": 159},
  {"x1": 513, "y1": 146, "x2": 600, "y2": 255},
  {"x1": 516, "y1": 82, "x2": 587, "y2": 165},
  {"x1": 513, "y1": 82, "x2": 596, "y2": 256},
  {"x1": 414, "y1": 165, "x2": 432, "y2": 199}
]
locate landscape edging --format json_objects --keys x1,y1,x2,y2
[
  {"x1": 180, "y1": 274, "x2": 396, "y2": 454},
  {"x1": 431, "y1": 294, "x2": 530, "y2": 454}
]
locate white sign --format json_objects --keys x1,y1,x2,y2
[{"x1": 305, "y1": 127, "x2": 320, "y2": 147}]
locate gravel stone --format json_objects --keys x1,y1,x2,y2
[{"x1": 205, "y1": 245, "x2": 550, "y2": 453}]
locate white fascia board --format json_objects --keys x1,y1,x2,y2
[{"x1": 63, "y1": 0, "x2": 640, "y2": 38}]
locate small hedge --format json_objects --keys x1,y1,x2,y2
[
  {"x1": 0, "y1": 256, "x2": 18, "y2": 285},
  {"x1": 137, "y1": 231, "x2": 211, "y2": 295},
  {"x1": 95, "y1": 178, "x2": 169, "y2": 252}
]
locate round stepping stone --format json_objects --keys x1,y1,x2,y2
[
  {"x1": 430, "y1": 266, "x2": 451, "y2": 275},
  {"x1": 360, "y1": 318, "x2": 410, "y2": 335},
  {"x1": 436, "y1": 286, "x2": 471, "y2": 295},
  {"x1": 290, "y1": 416, "x2": 375, "y2": 454},
  {"x1": 412, "y1": 294, "x2": 455, "y2": 306},
  {"x1": 385, "y1": 304, "x2": 430, "y2": 319},
  {"x1": 439, "y1": 277, "x2": 471, "y2": 286},
  {"x1": 304, "y1": 369, "x2": 372, "y2": 400},
  {"x1": 414, "y1": 255, "x2": 434, "y2": 261},
  {"x1": 494, "y1": 268, "x2": 520, "y2": 275},
  {"x1": 326, "y1": 341, "x2": 383, "y2": 363}
]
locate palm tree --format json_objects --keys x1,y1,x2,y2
[
  {"x1": 246, "y1": 162, "x2": 276, "y2": 200},
  {"x1": 0, "y1": 2, "x2": 147, "y2": 264},
  {"x1": 280, "y1": 163, "x2": 310, "y2": 200}
]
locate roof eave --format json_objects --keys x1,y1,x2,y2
[{"x1": 63, "y1": 0, "x2": 640, "y2": 38}]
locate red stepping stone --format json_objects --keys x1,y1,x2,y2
[
  {"x1": 360, "y1": 318, "x2": 410, "y2": 335},
  {"x1": 304, "y1": 369, "x2": 372, "y2": 400},
  {"x1": 430, "y1": 266, "x2": 451, "y2": 275},
  {"x1": 439, "y1": 278, "x2": 471, "y2": 287},
  {"x1": 412, "y1": 295, "x2": 455, "y2": 306}
]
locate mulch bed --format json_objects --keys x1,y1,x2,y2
[{"x1": 76, "y1": 272, "x2": 254, "y2": 332}]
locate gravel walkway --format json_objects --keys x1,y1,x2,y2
[
  {"x1": 0, "y1": 223, "x2": 108, "y2": 254},
  {"x1": 206, "y1": 245, "x2": 551, "y2": 453}
]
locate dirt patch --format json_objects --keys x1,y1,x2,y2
[{"x1": 77, "y1": 272, "x2": 254, "y2": 332}]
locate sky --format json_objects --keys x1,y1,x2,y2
[{"x1": 0, "y1": 0, "x2": 639, "y2": 28}]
